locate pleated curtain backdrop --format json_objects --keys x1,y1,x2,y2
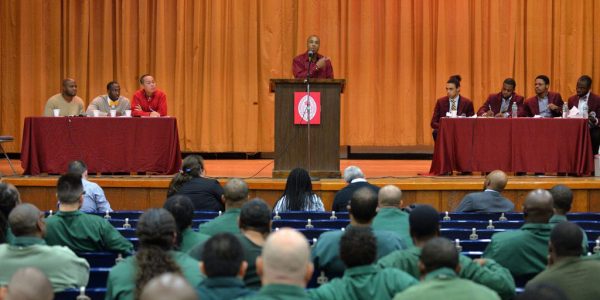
[{"x1": 1, "y1": 0, "x2": 599, "y2": 152}]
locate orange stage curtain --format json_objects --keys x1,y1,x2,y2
[{"x1": 1, "y1": 0, "x2": 600, "y2": 153}]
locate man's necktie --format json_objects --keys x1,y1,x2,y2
[{"x1": 451, "y1": 99, "x2": 456, "y2": 111}]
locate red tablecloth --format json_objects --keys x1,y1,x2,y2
[
  {"x1": 21, "y1": 117, "x2": 182, "y2": 175},
  {"x1": 429, "y1": 118, "x2": 594, "y2": 176}
]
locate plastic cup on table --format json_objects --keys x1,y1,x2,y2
[
  {"x1": 53, "y1": 109, "x2": 60, "y2": 117},
  {"x1": 110, "y1": 109, "x2": 117, "y2": 117},
  {"x1": 125, "y1": 109, "x2": 132, "y2": 117}
]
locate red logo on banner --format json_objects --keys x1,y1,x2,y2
[{"x1": 294, "y1": 92, "x2": 321, "y2": 125}]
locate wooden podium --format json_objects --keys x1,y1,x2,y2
[{"x1": 270, "y1": 79, "x2": 345, "y2": 178}]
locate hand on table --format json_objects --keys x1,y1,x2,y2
[
  {"x1": 149, "y1": 111, "x2": 161, "y2": 117},
  {"x1": 548, "y1": 103, "x2": 561, "y2": 112}
]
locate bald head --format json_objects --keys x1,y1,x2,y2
[
  {"x1": 485, "y1": 170, "x2": 508, "y2": 192},
  {"x1": 139, "y1": 273, "x2": 198, "y2": 300},
  {"x1": 523, "y1": 189, "x2": 554, "y2": 224},
  {"x1": 223, "y1": 178, "x2": 249, "y2": 206},
  {"x1": 9, "y1": 203, "x2": 43, "y2": 237},
  {"x1": 5, "y1": 268, "x2": 53, "y2": 300},
  {"x1": 259, "y1": 228, "x2": 313, "y2": 286},
  {"x1": 378, "y1": 185, "x2": 402, "y2": 207}
]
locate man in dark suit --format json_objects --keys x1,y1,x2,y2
[
  {"x1": 567, "y1": 75, "x2": 600, "y2": 154},
  {"x1": 332, "y1": 166, "x2": 379, "y2": 212},
  {"x1": 430, "y1": 75, "x2": 475, "y2": 140},
  {"x1": 455, "y1": 170, "x2": 514, "y2": 213},
  {"x1": 478, "y1": 78, "x2": 524, "y2": 117},
  {"x1": 521, "y1": 75, "x2": 564, "y2": 118}
]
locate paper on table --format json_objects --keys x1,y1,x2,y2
[
  {"x1": 568, "y1": 106, "x2": 580, "y2": 118},
  {"x1": 533, "y1": 115, "x2": 543, "y2": 118}
]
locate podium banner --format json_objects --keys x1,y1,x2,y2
[{"x1": 294, "y1": 92, "x2": 321, "y2": 125}]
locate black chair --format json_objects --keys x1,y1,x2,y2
[{"x1": 0, "y1": 135, "x2": 16, "y2": 175}]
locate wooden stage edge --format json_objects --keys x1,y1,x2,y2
[{"x1": 3, "y1": 159, "x2": 600, "y2": 212}]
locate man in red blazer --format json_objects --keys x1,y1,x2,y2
[
  {"x1": 478, "y1": 78, "x2": 524, "y2": 117},
  {"x1": 568, "y1": 75, "x2": 600, "y2": 154},
  {"x1": 521, "y1": 75, "x2": 563, "y2": 118},
  {"x1": 430, "y1": 75, "x2": 475, "y2": 140}
]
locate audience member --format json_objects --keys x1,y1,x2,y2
[
  {"x1": 163, "y1": 195, "x2": 210, "y2": 253},
  {"x1": 309, "y1": 227, "x2": 417, "y2": 300},
  {"x1": 313, "y1": 187, "x2": 407, "y2": 279},
  {"x1": 0, "y1": 267, "x2": 53, "y2": 300},
  {"x1": 372, "y1": 185, "x2": 411, "y2": 244},
  {"x1": 105, "y1": 208, "x2": 204, "y2": 300},
  {"x1": 516, "y1": 283, "x2": 569, "y2": 300},
  {"x1": 197, "y1": 233, "x2": 254, "y2": 300},
  {"x1": 292, "y1": 35, "x2": 334, "y2": 79},
  {"x1": 477, "y1": 78, "x2": 524, "y2": 117},
  {"x1": 378, "y1": 204, "x2": 515, "y2": 300},
  {"x1": 273, "y1": 168, "x2": 324, "y2": 212},
  {"x1": 331, "y1": 166, "x2": 379, "y2": 212},
  {"x1": 392, "y1": 238, "x2": 500, "y2": 300},
  {"x1": 167, "y1": 155, "x2": 224, "y2": 211},
  {"x1": 67, "y1": 160, "x2": 112, "y2": 213},
  {"x1": 483, "y1": 189, "x2": 554, "y2": 280},
  {"x1": 45, "y1": 174, "x2": 133, "y2": 254},
  {"x1": 198, "y1": 178, "x2": 248, "y2": 236},
  {"x1": 139, "y1": 273, "x2": 198, "y2": 300},
  {"x1": 455, "y1": 170, "x2": 514, "y2": 213},
  {"x1": 131, "y1": 74, "x2": 167, "y2": 117},
  {"x1": 87, "y1": 81, "x2": 131, "y2": 116},
  {"x1": 526, "y1": 222, "x2": 600, "y2": 300},
  {"x1": 0, "y1": 203, "x2": 89, "y2": 291},
  {"x1": 548, "y1": 184, "x2": 588, "y2": 253},
  {"x1": 521, "y1": 75, "x2": 563, "y2": 118},
  {"x1": 0, "y1": 183, "x2": 21, "y2": 244},
  {"x1": 241, "y1": 228, "x2": 313, "y2": 300},
  {"x1": 43, "y1": 78, "x2": 84, "y2": 117}
]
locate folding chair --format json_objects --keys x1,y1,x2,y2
[{"x1": 0, "y1": 136, "x2": 16, "y2": 175}]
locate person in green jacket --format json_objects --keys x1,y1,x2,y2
[
  {"x1": 393, "y1": 238, "x2": 500, "y2": 300},
  {"x1": 164, "y1": 195, "x2": 210, "y2": 253},
  {"x1": 105, "y1": 208, "x2": 204, "y2": 300},
  {"x1": 45, "y1": 174, "x2": 133, "y2": 254},
  {"x1": 198, "y1": 178, "x2": 249, "y2": 236},
  {"x1": 548, "y1": 184, "x2": 588, "y2": 253},
  {"x1": 309, "y1": 227, "x2": 417, "y2": 300},
  {"x1": 313, "y1": 188, "x2": 408, "y2": 280},
  {"x1": 378, "y1": 204, "x2": 515, "y2": 300},
  {"x1": 197, "y1": 233, "x2": 254, "y2": 299},
  {"x1": 526, "y1": 221, "x2": 600, "y2": 300},
  {"x1": 240, "y1": 228, "x2": 313, "y2": 300},
  {"x1": 140, "y1": 273, "x2": 199, "y2": 300},
  {"x1": 0, "y1": 183, "x2": 21, "y2": 244},
  {"x1": 483, "y1": 189, "x2": 554, "y2": 281},
  {"x1": 372, "y1": 185, "x2": 412, "y2": 246}
]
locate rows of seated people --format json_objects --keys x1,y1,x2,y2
[{"x1": 2, "y1": 166, "x2": 600, "y2": 299}]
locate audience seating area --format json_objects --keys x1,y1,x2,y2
[{"x1": 51, "y1": 210, "x2": 600, "y2": 300}]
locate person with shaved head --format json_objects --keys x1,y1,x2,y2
[
  {"x1": 372, "y1": 185, "x2": 411, "y2": 244},
  {"x1": 0, "y1": 267, "x2": 53, "y2": 300},
  {"x1": 292, "y1": 35, "x2": 334, "y2": 79},
  {"x1": 0, "y1": 203, "x2": 89, "y2": 291},
  {"x1": 140, "y1": 273, "x2": 198, "y2": 300},
  {"x1": 393, "y1": 238, "x2": 500, "y2": 300},
  {"x1": 526, "y1": 222, "x2": 600, "y2": 300},
  {"x1": 241, "y1": 228, "x2": 313, "y2": 300},
  {"x1": 455, "y1": 170, "x2": 514, "y2": 212},
  {"x1": 484, "y1": 189, "x2": 555, "y2": 281},
  {"x1": 549, "y1": 184, "x2": 588, "y2": 253},
  {"x1": 198, "y1": 178, "x2": 249, "y2": 236},
  {"x1": 43, "y1": 78, "x2": 84, "y2": 116}
]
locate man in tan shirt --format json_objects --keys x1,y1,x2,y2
[{"x1": 43, "y1": 78, "x2": 84, "y2": 116}]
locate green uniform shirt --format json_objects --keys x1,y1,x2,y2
[
  {"x1": 308, "y1": 264, "x2": 417, "y2": 300},
  {"x1": 105, "y1": 251, "x2": 204, "y2": 300},
  {"x1": 197, "y1": 277, "x2": 254, "y2": 300},
  {"x1": 527, "y1": 257, "x2": 600, "y2": 300},
  {"x1": 483, "y1": 223, "x2": 552, "y2": 277},
  {"x1": 181, "y1": 227, "x2": 210, "y2": 253},
  {"x1": 45, "y1": 210, "x2": 133, "y2": 254},
  {"x1": 312, "y1": 226, "x2": 407, "y2": 278},
  {"x1": 236, "y1": 233, "x2": 263, "y2": 290},
  {"x1": 372, "y1": 208, "x2": 413, "y2": 246},
  {"x1": 392, "y1": 268, "x2": 501, "y2": 300},
  {"x1": 4, "y1": 227, "x2": 15, "y2": 244},
  {"x1": 198, "y1": 208, "x2": 241, "y2": 236},
  {"x1": 378, "y1": 246, "x2": 515, "y2": 300},
  {"x1": 240, "y1": 283, "x2": 311, "y2": 300},
  {"x1": 0, "y1": 237, "x2": 90, "y2": 292},
  {"x1": 549, "y1": 214, "x2": 588, "y2": 254}
]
